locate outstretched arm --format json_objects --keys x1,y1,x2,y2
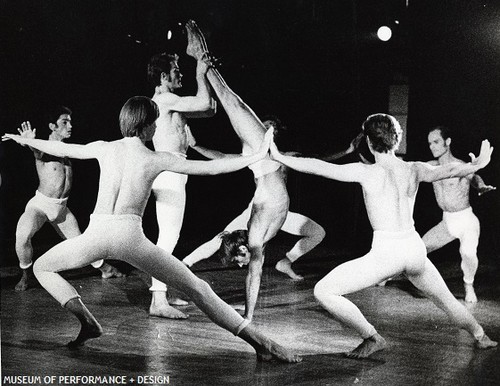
[
  {"x1": 182, "y1": 235, "x2": 223, "y2": 267},
  {"x1": 244, "y1": 254, "x2": 263, "y2": 321},
  {"x1": 320, "y1": 132, "x2": 364, "y2": 162},
  {"x1": 14, "y1": 121, "x2": 44, "y2": 158},
  {"x1": 158, "y1": 128, "x2": 272, "y2": 175},
  {"x1": 270, "y1": 138, "x2": 370, "y2": 184},
  {"x1": 471, "y1": 174, "x2": 496, "y2": 196},
  {"x1": 186, "y1": 126, "x2": 238, "y2": 160},
  {"x1": 2, "y1": 134, "x2": 105, "y2": 160},
  {"x1": 415, "y1": 140, "x2": 493, "y2": 183}
]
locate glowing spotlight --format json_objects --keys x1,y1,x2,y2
[
  {"x1": 377, "y1": 26, "x2": 392, "y2": 41},
  {"x1": 167, "y1": 30, "x2": 173, "y2": 40}
]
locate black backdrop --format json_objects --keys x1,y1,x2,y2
[{"x1": 1, "y1": 0, "x2": 498, "y2": 270}]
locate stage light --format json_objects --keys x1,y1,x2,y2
[
  {"x1": 377, "y1": 26, "x2": 392, "y2": 41},
  {"x1": 167, "y1": 30, "x2": 173, "y2": 40}
]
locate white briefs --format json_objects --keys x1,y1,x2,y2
[{"x1": 26, "y1": 191, "x2": 69, "y2": 222}]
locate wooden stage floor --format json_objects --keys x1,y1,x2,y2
[{"x1": 2, "y1": 247, "x2": 500, "y2": 386}]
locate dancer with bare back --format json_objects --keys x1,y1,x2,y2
[
  {"x1": 269, "y1": 113, "x2": 497, "y2": 358},
  {"x1": 2, "y1": 96, "x2": 301, "y2": 363},
  {"x1": 185, "y1": 21, "x2": 290, "y2": 321}
]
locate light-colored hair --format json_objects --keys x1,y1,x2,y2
[{"x1": 119, "y1": 96, "x2": 159, "y2": 138}]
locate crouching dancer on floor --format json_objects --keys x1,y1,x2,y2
[
  {"x1": 269, "y1": 113, "x2": 496, "y2": 359},
  {"x1": 2, "y1": 96, "x2": 301, "y2": 363}
]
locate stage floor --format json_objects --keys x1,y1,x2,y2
[{"x1": 2, "y1": 248, "x2": 500, "y2": 386}]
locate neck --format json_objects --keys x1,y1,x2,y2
[
  {"x1": 48, "y1": 132, "x2": 64, "y2": 142},
  {"x1": 373, "y1": 150, "x2": 396, "y2": 164},
  {"x1": 156, "y1": 84, "x2": 174, "y2": 95},
  {"x1": 437, "y1": 149, "x2": 454, "y2": 164}
]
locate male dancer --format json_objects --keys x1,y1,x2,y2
[
  {"x1": 14, "y1": 107, "x2": 122, "y2": 291},
  {"x1": 185, "y1": 21, "x2": 290, "y2": 321},
  {"x1": 147, "y1": 25, "x2": 217, "y2": 318},
  {"x1": 182, "y1": 117, "x2": 325, "y2": 280},
  {"x1": 423, "y1": 126, "x2": 496, "y2": 303},
  {"x1": 2, "y1": 96, "x2": 300, "y2": 363},
  {"x1": 269, "y1": 113, "x2": 496, "y2": 358}
]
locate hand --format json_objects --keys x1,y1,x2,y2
[
  {"x1": 256, "y1": 128, "x2": 273, "y2": 158},
  {"x1": 348, "y1": 132, "x2": 364, "y2": 152},
  {"x1": 18, "y1": 121, "x2": 36, "y2": 139},
  {"x1": 477, "y1": 185, "x2": 496, "y2": 196},
  {"x1": 469, "y1": 140, "x2": 494, "y2": 169},
  {"x1": 196, "y1": 58, "x2": 210, "y2": 76},
  {"x1": 185, "y1": 125, "x2": 196, "y2": 148},
  {"x1": 2, "y1": 133, "x2": 23, "y2": 143}
]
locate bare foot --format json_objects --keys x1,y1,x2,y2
[
  {"x1": 168, "y1": 296, "x2": 189, "y2": 306},
  {"x1": 67, "y1": 320, "x2": 103, "y2": 349},
  {"x1": 149, "y1": 293, "x2": 188, "y2": 319},
  {"x1": 15, "y1": 269, "x2": 34, "y2": 291},
  {"x1": 185, "y1": 20, "x2": 208, "y2": 60},
  {"x1": 464, "y1": 283, "x2": 478, "y2": 303},
  {"x1": 99, "y1": 263, "x2": 125, "y2": 279},
  {"x1": 475, "y1": 334, "x2": 498, "y2": 349},
  {"x1": 275, "y1": 259, "x2": 304, "y2": 281},
  {"x1": 345, "y1": 333, "x2": 387, "y2": 359},
  {"x1": 256, "y1": 336, "x2": 302, "y2": 363}
]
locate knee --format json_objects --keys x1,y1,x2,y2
[
  {"x1": 314, "y1": 279, "x2": 339, "y2": 304},
  {"x1": 312, "y1": 226, "x2": 326, "y2": 243},
  {"x1": 459, "y1": 247, "x2": 478, "y2": 262},
  {"x1": 186, "y1": 277, "x2": 212, "y2": 301}
]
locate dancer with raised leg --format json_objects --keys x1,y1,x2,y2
[
  {"x1": 2, "y1": 96, "x2": 301, "y2": 363},
  {"x1": 185, "y1": 21, "x2": 290, "y2": 321},
  {"x1": 269, "y1": 113, "x2": 496, "y2": 358},
  {"x1": 182, "y1": 117, "x2": 326, "y2": 280}
]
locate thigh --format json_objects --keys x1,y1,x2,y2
[
  {"x1": 51, "y1": 207, "x2": 81, "y2": 239},
  {"x1": 224, "y1": 205, "x2": 252, "y2": 232},
  {"x1": 422, "y1": 221, "x2": 455, "y2": 253},
  {"x1": 35, "y1": 233, "x2": 105, "y2": 273},
  {"x1": 16, "y1": 208, "x2": 47, "y2": 238},
  {"x1": 280, "y1": 211, "x2": 321, "y2": 236},
  {"x1": 457, "y1": 214, "x2": 480, "y2": 250},
  {"x1": 406, "y1": 258, "x2": 456, "y2": 303},
  {"x1": 317, "y1": 251, "x2": 401, "y2": 295}
]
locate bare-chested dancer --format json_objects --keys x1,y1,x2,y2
[
  {"x1": 13, "y1": 107, "x2": 123, "y2": 291},
  {"x1": 185, "y1": 21, "x2": 291, "y2": 321},
  {"x1": 269, "y1": 113, "x2": 497, "y2": 358},
  {"x1": 2, "y1": 96, "x2": 300, "y2": 363},
  {"x1": 182, "y1": 117, "x2": 326, "y2": 280},
  {"x1": 146, "y1": 29, "x2": 218, "y2": 318},
  {"x1": 423, "y1": 126, "x2": 496, "y2": 303}
]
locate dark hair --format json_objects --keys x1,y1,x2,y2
[
  {"x1": 119, "y1": 96, "x2": 159, "y2": 138},
  {"x1": 46, "y1": 105, "x2": 72, "y2": 125},
  {"x1": 218, "y1": 230, "x2": 249, "y2": 266},
  {"x1": 362, "y1": 113, "x2": 402, "y2": 153},
  {"x1": 428, "y1": 125, "x2": 452, "y2": 141},
  {"x1": 147, "y1": 52, "x2": 179, "y2": 87}
]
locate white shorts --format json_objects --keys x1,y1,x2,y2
[
  {"x1": 25, "y1": 191, "x2": 69, "y2": 222},
  {"x1": 443, "y1": 207, "x2": 480, "y2": 240}
]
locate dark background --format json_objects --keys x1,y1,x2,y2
[{"x1": 1, "y1": 0, "x2": 499, "y2": 271}]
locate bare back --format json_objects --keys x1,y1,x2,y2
[
  {"x1": 93, "y1": 138, "x2": 163, "y2": 217},
  {"x1": 362, "y1": 159, "x2": 418, "y2": 232},
  {"x1": 35, "y1": 154, "x2": 72, "y2": 199}
]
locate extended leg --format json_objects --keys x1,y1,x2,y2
[
  {"x1": 52, "y1": 208, "x2": 124, "y2": 279},
  {"x1": 407, "y1": 258, "x2": 496, "y2": 348},
  {"x1": 128, "y1": 237, "x2": 301, "y2": 362}
]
